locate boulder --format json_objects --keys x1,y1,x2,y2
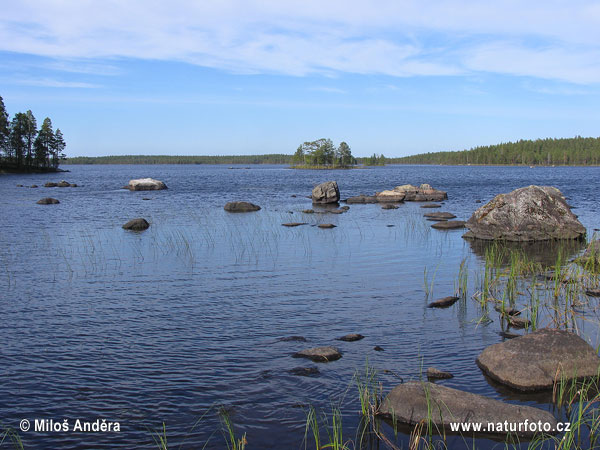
[
  {"x1": 122, "y1": 218, "x2": 150, "y2": 231},
  {"x1": 312, "y1": 181, "x2": 340, "y2": 204},
  {"x1": 57, "y1": 180, "x2": 71, "y2": 187},
  {"x1": 44, "y1": 182, "x2": 58, "y2": 187},
  {"x1": 388, "y1": 184, "x2": 448, "y2": 202},
  {"x1": 381, "y1": 204, "x2": 399, "y2": 210},
  {"x1": 224, "y1": 201, "x2": 261, "y2": 212},
  {"x1": 293, "y1": 346, "x2": 342, "y2": 362},
  {"x1": 127, "y1": 178, "x2": 167, "y2": 191},
  {"x1": 427, "y1": 367, "x2": 454, "y2": 380},
  {"x1": 379, "y1": 381, "x2": 556, "y2": 437},
  {"x1": 431, "y1": 220, "x2": 466, "y2": 230},
  {"x1": 463, "y1": 186, "x2": 586, "y2": 241},
  {"x1": 338, "y1": 333, "x2": 364, "y2": 342},
  {"x1": 375, "y1": 190, "x2": 406, "y2": 203},
  {"x1": 421, "y1": 203, "x2": 442, "y2": 208},
  {"x1": 37, "y1": 197, "x2": 60, "y2": 205},
  {"x1": 476, "y1": 328, "x2": 600, "y2": 391},
  {"x1": 346, "y1": 195, "x2": 378, "y2": 204},
  {"x1": 428, "y1": 296, "x2": 459, "y2": 308}
]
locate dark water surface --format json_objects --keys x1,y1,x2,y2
[{"x1": 1, "y1": 164, "x2": 599, "y2": 449}]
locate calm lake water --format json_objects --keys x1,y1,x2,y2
[{"x1": 1, "y1": 164, "x2": 600, "y2": 449}]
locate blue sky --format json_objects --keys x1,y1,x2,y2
[{"x1": 1, "y1": 0, "x2": 599, "y2": 157}]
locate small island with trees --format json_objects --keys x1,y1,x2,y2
[
  {"x1": 0, "y1": 95, "x2": 66, "y2": 173},
  {"x1": 291, "y1": 138, "x2": 357, "y2": 169}
]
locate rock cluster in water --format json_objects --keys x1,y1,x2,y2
[{"x1": 463, "y1": 185, "x2": 585, "y2": 241}]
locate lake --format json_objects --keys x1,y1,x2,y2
[{"x1": 1, "y1": 164, "x2": 599, "y2": 449}]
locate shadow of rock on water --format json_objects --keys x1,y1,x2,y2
[{"x1": 466, "y1": 238, "x2": 586, "y2": 267}]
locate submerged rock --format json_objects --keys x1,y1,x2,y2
[
  {"x1": 507, "y1": 316, "x2": 530, "y2": 329},
  {"x1": 346, "y1": 195, "x2": 378, "y2": 204},
  {"x1": 381, "y1": 204, "x2": 399, "y2": 210},
  {"x1": 477, "y1": 328, "x2": 600, "y2": 391},
  {"x1": 428, "y1": 296, "x2": 460, "y2": 308},
  {"x1": 302, "y1": 209, "x2": 315, "y2": 214},
  {"x1": 338, "y1": 333, "x2": 364, "y2": 342},
  {"x1": 127, "y1": 178, "x2": 167, "y2": 191},
  {"x1": 37, "y1": 197, "x2": 60, "y2": 205},
  {"x1": 293, "y1": 346, "x2": 342, "y2": 362},
  {"x1": 289, "y1": 367, "x2": 320, "y2": 376},
  {"x1": 44, "y1": 182, "x2": 58, "y2": 187},
  {"x1": 277, "y1": 336, "x2": 307, "y2": 342},
  {"x1": 431, "y1": 220, "x2": 466, "y2": 229},
  {"x1": 122, "y1": 218, "x2": 150, "y2": 231},
  {"x1": 30, "y1": 185, "x2": 38, "y2": 188},
  {"x1": 577, "y1": 240, "x2": 600, "y2": 269},
  {"x1": 379, "y1": 381, "x2": 556, "y2": 437},
  {"x1": 312, "y1": 181, "x2": 340, "y2": 204},
  {"x1": 224, "y1": 201, "x2": 261, "y2": 212},
  {"x1": 421, "y1": 203, "x2": 442, "y2": 208},
  {"x1": 57, "y1": 180, "x2": 72, "y2": 187},
  {"x1": 318, "y1": 223, "x2": 336, "y2": 229},
  {"x1": 463, "y1": 185, "x2": 585, "y2": 241},
  {"x1": 426, "y1": 367, "x2": 454, "y2": 380},
  {"x1": 373, "y1": 346, "x2": 385, "y2": 351}
]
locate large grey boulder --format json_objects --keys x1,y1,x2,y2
[
  {"x1": 224, "y1": 201, "x2": 261, "y2": 212},
  {"x1": 379, "y1": 381, "x2": 556, "y2": 437},
  {"x1": 128, "y1": 178, "x2": 167, "y2": 191},
  {"x1": 312, "y1": 181, "x2": 340, "y2": 204},
  {"x1": 463, "y1": 185, "x2": 585, "y2": 241},
  {"x1": 477, "y1": 328, "x2": 600, "y2": 391}
]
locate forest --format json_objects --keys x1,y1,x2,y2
[
  {"x1": 389, "y1": 137, "x2": 600, "y2": 166},
  {"x1": 0, "y1": 95, "x2": 66, "y2": 172},
  {"x1": 65, "y1": 154, "x2": 292, "y2": 165}
]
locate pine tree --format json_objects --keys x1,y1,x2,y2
[
  {"x1": 52, "y1": 129, "x2": 66, "y2": 168},
  {"x1": 10, "y1": 112, "x2": 28, "y2": 168},
  {"x1": 0, "y1": 96, "x2": 9, "y2": 161},
  {"x1": 24, "y1": 110, "x2": 38, "y2": 168},
  {"x1": 34, "y1": 117, "x2": 54, "y2": 168}
]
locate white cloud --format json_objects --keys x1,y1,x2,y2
[
  {"x1": 13, "y1": 78, "x2": 101, "y2": 88},
  {"x1": 1, "y1": 0, "x2": 599, "y2": 83}
]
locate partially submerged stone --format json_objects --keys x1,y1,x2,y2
[
  {"x1": 431, "y1": 220, "x2": 466, "y2": 230},
  {"x1": 57, "y1": 180, "x2": 71, "y2": 187},
  {"x1": 44, "y1": 182, "x2": 58, "y2": 187},
  {"x1": 379, "y1": 381, "x2": 556, "y2": 437},
  {"x1": 346, "y1": 195, "x2": 378, "y2": 204},
  {"x1": 428, "y1": 296, "x2": 459, "y2": 308},
  {"x1": 318, "y1": 223, "x2": 336, "y2": 229},
  {"x1": 128, "y1": 178, "x2": 167, "y2": 191},
  {"x1": 463, "y1": 186, "x2": 585, "y2": 241},
  {"x1": 37, "y1": 197, "x2": 60, "y2": 205},
  {"x1": 277, "y1": 336, "x2": 307, "y2": 342},
  {"x1": 312, "y1": 181, "x2": 340, "y2": 204},
  {"x1": 224, "y1": 201, "x2": 261, "y2": 212},
  {"x1": 282, "y1": 222, "x2": 308, "y2": 227},
  {"x1": 381, "y1": 204, "x2": 399, "y2": 210},
  {"x1": 427, "y1": 367, "x2": 454, "y2": 380},
  {"x1": 390, "y1": 184, "x2": 448, "y2": 202},
  {"x1": 424, "y1": 212, "x2": 456, "y2": 220},
  {"x1": 293, "y1": 346, "x2": 342, "y2": 362},
  {"x1": 375, "y1": 190, "x2": 406, "y2": 203},
  {"x1": 122, "y1": 218, "x2": 150, "y2": 231},
  {"x1": 421, "y1": 203, "x2": 442, "y2": 208},
  {"x1": 338, "y1": 333, "x2": 364, "y2": 342},
  {"x1": 477, "y1": 328, "x2": 600, "y2": 391}
]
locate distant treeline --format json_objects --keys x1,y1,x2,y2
[
  {"x1": 64, "y1": 154, "x2": 293, "y2": 165},
  {"x1": 390, "y1": 137, "x2": 600, "y2": 166}
]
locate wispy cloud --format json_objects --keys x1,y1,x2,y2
[
  {"x1": 1, "y1": 1, "x2": 599, "y2": 83},
  {"x1": 308, "y1": 86, "x2": 347, "y2": 94},
  {"x1": 14, "y1": 78, "x2": 101, "y2": 88}
]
